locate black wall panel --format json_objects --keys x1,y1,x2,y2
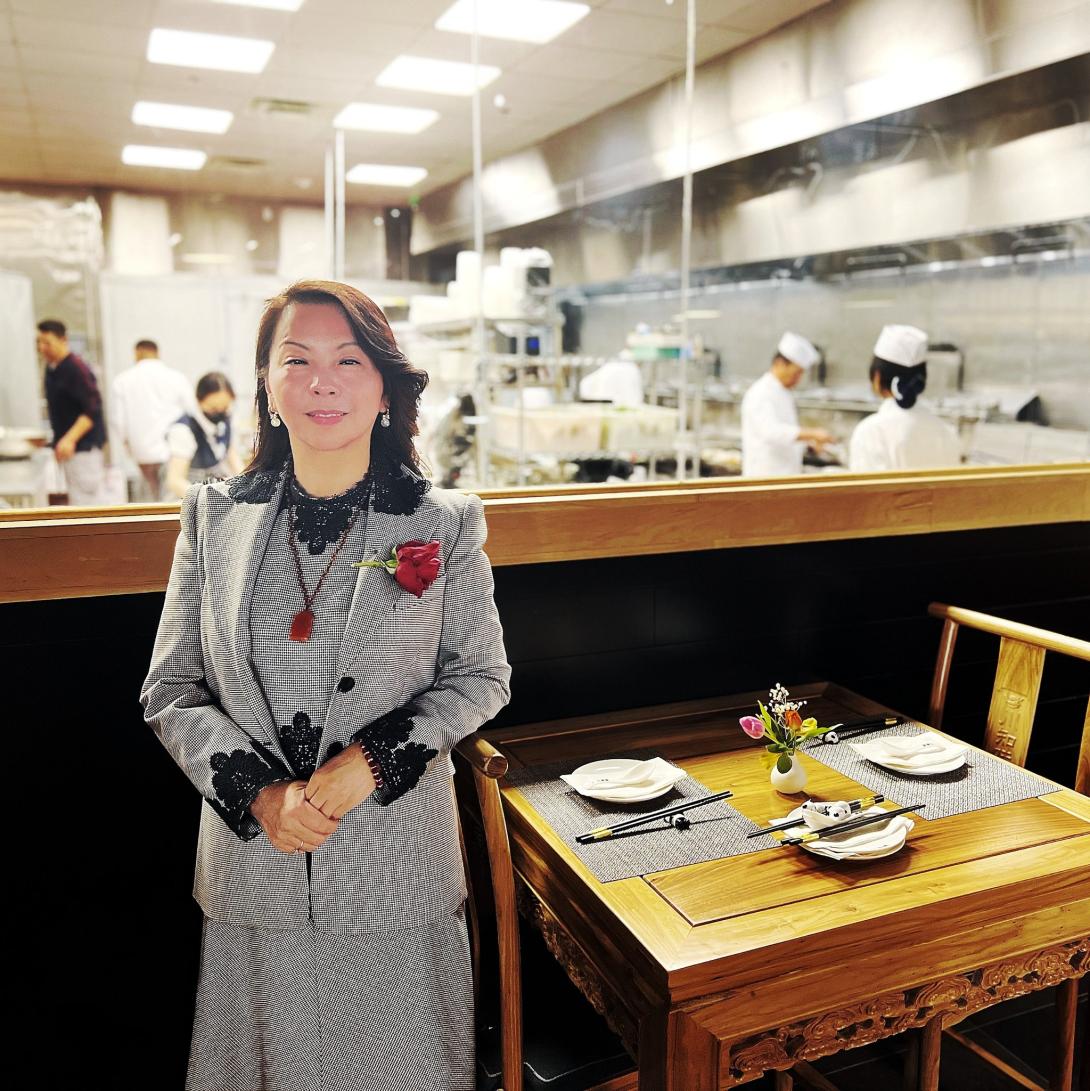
[{"x1": 7, "y1": 520, "x2": 1087, "y2": 1088}]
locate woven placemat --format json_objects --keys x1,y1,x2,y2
[
  {"x1": 505, "y1": 752, "x2": 770, "y2": 883},
  {"x1": 804, "y1": 722, "x2": 1059, "y2": 820}
]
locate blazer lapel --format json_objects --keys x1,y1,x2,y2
[
  {"x1": 334, "y1": 499, "x2": 442, "y2": 679},
  {"x1": 322, "y1": 494, "x2": 442, "y2": 748},
  {"x1": 207, "y1": 473, "x2": 291, "y2": 767}
]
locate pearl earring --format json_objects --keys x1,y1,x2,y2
[
  {"x1": 380, "y1": 410, "x2": 391, "y2": 428},
  {"x1": 270, "y1": 409, "x2": 282, "y2": 427}
]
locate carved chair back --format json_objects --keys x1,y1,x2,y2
[
  {"x1": 453, "y1": 733, "x2": 523, "y2": 1091},
  {"x1": 927, "y1": 602, "x2": 1090, "y2": 793}
]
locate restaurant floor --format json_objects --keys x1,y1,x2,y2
[{"x1": 477, "y1": 923, "x2": 1088, "y2": 1091}]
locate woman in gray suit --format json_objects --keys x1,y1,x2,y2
[{"x1": 141, "y1": 280, "x2": 511, "y2": 1090}]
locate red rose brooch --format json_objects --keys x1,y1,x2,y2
[{"x1": 353, "y1": 540, "x2": 442, "y2": 598}]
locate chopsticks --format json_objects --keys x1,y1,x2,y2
[
  {"x1": 746, "y1": 794, "x2": 885, "y2": 838},
  {"x1": 779, "y1": 803, "x2": 925, "y2": 846},
  {"x1": 575, "y1": 790, "x2": 733, "y2": 844},
  {"x1": 805, "y1": 715, "x2": 903, "y2": 746}
]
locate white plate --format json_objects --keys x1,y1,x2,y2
[
  {"x1": 855, "y1": 741, "x2": 968, "y2": 776},
  {"x1": 782, "y1": 805, "x2": 913, "y2": 861},
  {"x1": 563, "y1": 758, "x2": 684, "y2": 803}
]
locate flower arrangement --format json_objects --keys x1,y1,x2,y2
[{"x1": 740, "y1": 684, "x2": 835, "y2": 783}]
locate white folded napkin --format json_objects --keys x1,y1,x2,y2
[
  {"x1": 561, "y1": 757, "x2": 686, "y2": 796},
  {"x1": 806, "y1": 811, "x2": 915, "y2": 859},
  {"x1": 776, "y1": 804, "x2": 914, "y2": 859},
  {"x1": 852, "y1": 731, "x2": 966, "y2": 770}
]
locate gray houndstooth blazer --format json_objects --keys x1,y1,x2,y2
[{"x1": 140, "y1": 461, "x2": 511, "y2": 934}]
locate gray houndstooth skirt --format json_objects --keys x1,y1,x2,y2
[{"x1": 186, "y1": 909, "x2": 474, "y2": 1091}]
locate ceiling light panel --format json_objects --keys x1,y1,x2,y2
[
  {"x1": 333, "y1": 103, "x2": 440, "y2": 133},
  {"x1": 132, "y1": 101, "x2": 234, "y2": 134},
  {"x1": 376, "y1": 55, "x2": 501, "y2": 96},
  {"x1": 346, "y1": 163, "x2": 428, "y2": 186},
  {"x1": 147, "y1": 28, "x2": 275, "y2": 74},
  {"x1": 436, "y1": 0, "x2": 590, "y2": 44},
  {"x1": 122, "y1": 144, "x2": 208, "y2": 170}
]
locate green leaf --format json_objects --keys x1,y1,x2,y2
[
  {"x1": 775, "y1": 752, "x2": 794, "y2": 774},
  {"x1": 765, "y1": 743, "x2": 782, "y2": 754},
  {"x1": 802, "y1": 717, "x2": 817, "y2": 730},
  {"x1": 758, "y1": 701, "x2": 772, "y2": 729}
]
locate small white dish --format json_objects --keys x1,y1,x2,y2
[
  {"x1": 781, "y1": 805, "x2": 913, "y2": 861},
  {"x1": 561, "y1": 758, "x2": 686, "y2": 803}
]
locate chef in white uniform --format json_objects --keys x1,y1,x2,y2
[
  {"x1": 849, "y1": 324, "x2": 961, "y2": 472},
  {"x1": 741, "y1": 332, "x2": 833, "y2": 477}
]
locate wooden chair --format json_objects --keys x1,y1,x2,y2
[
  {"x1": 925, "y1": 601, "x2": 1090, "y2": 1091},
  {"x1": 453, "y1": 734, "x2": 859, "y2": 1091},
  {"x1": 455, "y1": 734, "x2": 636, "y2": 1091}
]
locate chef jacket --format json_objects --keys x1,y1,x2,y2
[
  {"x1": 740, "y1": 371, "x2": 804, "y2": 477},
  {"x1": 110, "y1": 359, "x2": 194, "y2": 464},
  {"x1": 849, "y1": 398, "x2": 961, "y2": 472}
]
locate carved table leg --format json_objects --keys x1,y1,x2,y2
[
  {"x1": 902, "y1": 1032, "x2": 920, "y2": 1091},
  {"x1": 773, "y1": 1072, "x2": 794, "y2": 1091},
  {"x1": 1054, "y1": 978, "x2": 1078, "y2": 1091},
  {"x1": 917, "y1": 1017, "x2": 942, "y2": 1091}
]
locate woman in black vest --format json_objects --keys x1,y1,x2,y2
[{"x1": 164, "y1": 372, "x2": 243, "y2": 498}]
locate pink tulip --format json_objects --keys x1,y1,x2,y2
[{"x1": 739, "y1": 715, "x2": 765, "y2": 739}]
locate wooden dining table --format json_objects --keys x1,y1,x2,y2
[{"x1": 485, "y1": 682, "x2": 1090, "y2": 1091}]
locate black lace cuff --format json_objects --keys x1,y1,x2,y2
[
  {"x1": 349, "y1": 704, "x2": 438, "y2": 805},
  {"x1": 207, "y1": 742, "x2": 291, "y2": 840}
]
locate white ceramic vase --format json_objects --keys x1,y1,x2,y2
[{"x1": 770, "y1": 753, "x2": 808, "y2": 794}]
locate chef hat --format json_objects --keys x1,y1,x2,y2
[
  {"x1": 777, "y1": 331, "x2": 820, "y2": 369},
  {"x1": 873, "y1": 324, "x2": 928, "y2": 367}
]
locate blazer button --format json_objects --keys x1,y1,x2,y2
[{"x1": 338, "y1": 676, "x2": 355, "y2": 693}]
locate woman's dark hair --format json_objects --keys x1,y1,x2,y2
[
  {"x1": 246, "y1": 280, "x2": 428, "y2": 477},
  {"x1": 196, "y1": 371, "x2": 235, "y2": 401},
  {"x1": 869, "y1": 356, "x2": 927, "y2": 410}
]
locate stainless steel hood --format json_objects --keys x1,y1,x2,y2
[{"x1": 412, "y1": 0, "x2": 1090, "y2": 256}]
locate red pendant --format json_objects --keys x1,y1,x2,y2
[{"x1": 290, "y1": 608, "x2": 315, "y2": 642}]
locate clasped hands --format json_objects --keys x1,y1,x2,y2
[{"x1": 250, "y1": 744, "x2": 377, "y2": 854}]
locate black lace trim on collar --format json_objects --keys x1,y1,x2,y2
[
  {"x1": 225, "y1": 452, "x2": 430, "y2": 517},
  {"x1": 286, "y1": 471, "x2": 372, "y2": 556}
]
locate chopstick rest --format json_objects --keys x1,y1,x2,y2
[
  {"x1": 746, "y1": 794, "x2": 886, "y2": 838},
  {"x1": 779, "y1": 803, "x2": 924, "y2": 846}
]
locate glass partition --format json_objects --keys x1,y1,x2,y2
[{"x1": 1, "y1": 1, "x2": 1087, "y2": 514}]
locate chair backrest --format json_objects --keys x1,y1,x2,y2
[
  {"x1": 454, "y1": 733, "x2": 523, "y2": 1091},
  {"x1": 927, "y1": 602, "x2": 1090, "y2": 793}
]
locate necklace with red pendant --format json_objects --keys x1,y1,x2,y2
[{"x1": 287, "y1": 499, "x2": 364, "y2": 642}]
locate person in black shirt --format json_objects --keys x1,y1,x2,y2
[{"x1": 37, "y1": 318, "x2": 108, "y2": 505}]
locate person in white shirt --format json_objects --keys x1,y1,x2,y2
[
  {"x1": 110, "y1": 339, "x2": 193, "y2": 500},
  {"x1": 163, "y1": 372, "x2": 243, "y2": 499},
  {"x1": 741, "y1": 332, "x2": 834, "y2": 477},
  {"x1": 849, "y1": 325, "x2": 961, "y2": 473}
]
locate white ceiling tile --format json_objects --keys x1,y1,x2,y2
[
  {"x1": 17, "y1": 44, "x2": 143, "y2": 81},
  {"x1": 303, "y1": 0, "x2": 451, "y2": 23},
  {"x1": 10, "y1": 0, "x2": 155, "y2": 25},
  {"x1": 282, "y1": 15, "x2": 420, "y2": 57},
  {"x1": 22, "y1": 73, "x2": 137, "y2": 109},
  {"x1": 12, "y1": 13, "x2": 149, "y2": 57},
  {"x1": 264, "y1": 45, "x2": 386, "y2": 82}
]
